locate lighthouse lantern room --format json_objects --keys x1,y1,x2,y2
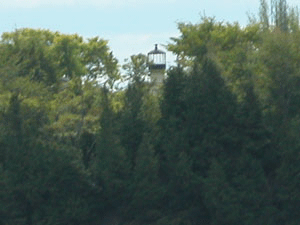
[{"x1": 147, "y1": 44, "x2": 166, "y2": 84}]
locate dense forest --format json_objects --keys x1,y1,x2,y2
[{"x1": 1, "y1": 0, "x2": 300, "y2": 224}]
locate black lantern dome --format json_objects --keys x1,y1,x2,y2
[{"x1": 147, "y1": 44, "x2": 166, "y2": 70}]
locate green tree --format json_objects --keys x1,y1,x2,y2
[
  {"x1": 168, "y1": 17, "x2": 261, "y2": 99},
  {"x1": 271, "y1": 0, "x2": 289, "y2": 31},
  {"x1": 118, "y1": 54, "x2": 151, "y2": 172},
  {"x1": 122, "y1": 53, "x2": 149, "y2": 83},
  {"x1": 0, "y1": 29, "x2": 119, "y2": 86},
  {"x1": 259, "y1": 30, "x2": 300, "y2": 130},
  {"x1": 1, "y1": 28, "x2": 58, "y2": 85},
  {"x1": 47, "y1": 78, "x2": 101, "y2": 169},
  {"x1": 275, "y1": 129, "x2": 300, "y2": 224},
  {"x1": 92, "y1": 88, "x2": 130, "y2": 208},
  {"x1": 53, "y1": 34, "x2": 86, "y2": 79},
  {"x1": 83, "y1": 37, "x2": 119, "y2": 88},
  {"x1": 0, "y1": 86, "x2": 100, "y2": 224},
  {"x1": 257, "y1": 0, "x2": 300, "y2": 32},
  {"x1": 126, "y1": 135, "x2": 165, "y2": 223},
  {"x1": 156, "y1": 59, "x2": 238, "y2": 223},
  {"x1": 260, "y1": 0, "x2": 270, "y2": 30}
]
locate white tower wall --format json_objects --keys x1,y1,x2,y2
[{"x1": 150, "y1": 69, "x2": 165, "y2": 84}]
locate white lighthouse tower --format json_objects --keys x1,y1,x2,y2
[{"x1": 147, "y1": 44, "x2": 166, "y2": 85}]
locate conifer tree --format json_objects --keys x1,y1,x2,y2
[
  {"x1": 157, "y1": 59, "x2": 238, "y2": 223},
  {"x1": 119, "y1": 55, "x2": 149, "y2": 172},
  {"x1": 93, "y1": 88, "x2": 130, "y2": 208}
]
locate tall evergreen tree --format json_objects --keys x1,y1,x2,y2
[
  {"x1": 93, "y1": 88, "x2": 130, "y2": 208},
  {"x1": 119, "y1": 55, "x2": 150, "y2": 173},
  {"x1": 156, "y1": 59, "x2": 238, "y2": 223}
]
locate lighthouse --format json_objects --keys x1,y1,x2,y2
[{"x1": 147, "y1": 44, "x2": 166, "y2": 85}]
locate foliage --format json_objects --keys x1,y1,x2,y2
[
  {"x1": 0, "y1": 28, "x2": 119, "y2": 87},
  {"x1": 1, "y1": 6, "x2": 300, "y2": 224}
]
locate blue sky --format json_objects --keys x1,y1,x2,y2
[{"x1": 0, "y1": 0, "x2": 292, "y2": 66}]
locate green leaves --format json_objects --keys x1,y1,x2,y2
[
  {"x1": 0, "y1": 29, "x2": 119, "y2": 88},
  {"x1": 1, "y1": 29, "x2": 58, "y2": 85},
  {"x1": 122, "y1": 54, "x2": 149, "y2": 84},
  {"x1": 53, "y1": 34, "x2": 86, "y2": 79},
  {"x1": 84, "y1": 37, "x2": 119, "y2": 86}
]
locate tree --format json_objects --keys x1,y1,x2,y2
[
  {"x1": 2, "y1": 141, "x2": 99, "y2": 225},
  {"x1": 1, "y1": 28, "x2": 58, "y2": 85},
  {"x1": 122, "y1": 53, "x2": 149, "y2": 83},
  {"x1": 275, "y1": 130, "x2": 300, "y2": 224},
  {"x1": 83, "y1": 37, "x2": 119, "y2": 88},
  {"x1": 126, "y1": 135, "x2": 165, "y2": 223},
  {"x1": 155, "y1": 58, "x2": 238, "y2": 223},
  {"x1": 259, "y1": 30, "x2": 300, "y2": 130},
  {"x1": 53, "y1": 34, "x2": 86, "y2": 79},
  {"x1": 0, "y1": 29, "x2": 119, "y2": 87},
  {"x1": 257, "y1": 0, "x2": 300, "y2": 32},
  {"x1": 118, "y1": 54, "x2": 152, "y2": 172},
  {"x1": 92, "y1": 88, "x2": 130, "y2": 208},
  {"x1": 0, "y1": 85, "x2": 100, "y2": 224},
  {"x1": 168, "y1": 17, "x2": 261, "y2": 99},
  {"x1": 260, "y1": 0, "x2": 270, "y2": 30}
]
